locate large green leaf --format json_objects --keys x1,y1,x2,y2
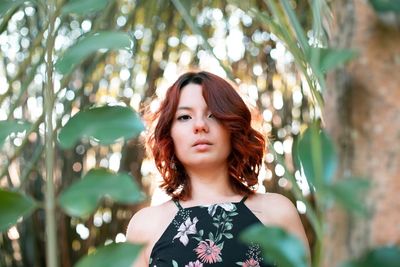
[
  {"x1": 58, "y1": 105, "x2": 144, "y2": 148},
  {"x1": 0, "y1": 120, "x2": 31, "y2": 148},
  {"x1": 296, "y1": 124, "x2": 337, "y2": 187},
  {"x1": 241, "y1": 225, "x2": 308, "y2": 267},
  {"x1": 341, "y1": 246, "x2": 400, "y2": 267},
  {"x1": 0, "y1": 189, "x2": 37, "y2": 232},
  {"x1": 55, "y1": 31, "x2": 132, "y2": 75},
  {"x1": 62, "y1": 0, "x2": 111, "y2": 15},
  {"x1": 59, "y1": 168, "x2": 144, "y2": 218},
  {"x1": 75, "y1": 242, "x2": 142, "y2": 267},
  {"x1": 369, "y1": 0, "x2": 400, "y2": 13},
  {"x1": 327, "y1": 177, "x2": 370, "y2": 215}
]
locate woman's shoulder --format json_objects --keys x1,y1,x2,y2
[
  {"x1": 246, "y1": 192, "x2": 300, "y2": 227},
  {"x1": 247, "y1": 192, "x2": 310, "y2": 253},
  {"x1": 126, "y1": 199, "x2": 178, "y2": 244}
]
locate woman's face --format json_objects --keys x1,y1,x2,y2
[{"x1": 170, "y1": 83, "x2": 231, "y2": 170}]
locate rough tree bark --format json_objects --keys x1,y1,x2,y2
[{"x1": 323, "y1": 0, "x2": 400, "y2": 266}]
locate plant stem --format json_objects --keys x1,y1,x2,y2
[{"x1": 44, "y1": 0, "x2": 58, "y2": 266}]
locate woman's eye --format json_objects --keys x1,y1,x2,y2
[
  {"x1": 177, "y1": 115, "x2": 191, "y2": 121},
  {"x1": 208, "y1": 113, "x2": 215, "y2": 119}
]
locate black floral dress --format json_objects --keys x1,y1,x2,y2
[{"x1": 149, "y1": 196, "x2": 275, "y2": 267}]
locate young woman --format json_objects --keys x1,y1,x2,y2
[{"x1": 126, "y1": 71, "x2": 309, "y2": 267}]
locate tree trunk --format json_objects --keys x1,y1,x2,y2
[{"x1": 323, "y1": 0, "x2": 400, "y2": 265}]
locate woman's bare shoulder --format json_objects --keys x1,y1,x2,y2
[
  {"x1": 257, "y1": 192, "x2": 295, "y2": 209},
  {"x1": 126, "y1": 200, "x2": 177, "y2": 244},
  {"x1": 247, "y1": 192, "x2": 310, "y2": 254}
]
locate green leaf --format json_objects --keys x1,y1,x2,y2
[
  {"x1": 59, "y1": 168, "x2": 144, "y2": 218},
  {"x1": 58, "y1": 105, "x2": 144, "y2": 148},
  {"x1": 0, "y1": 120, "x2": 31, "y2": 148},
  {"x1": 311, "y1": 48, "x2": 358, "y2": 73},
  {"x1": 224, "y1": 233, "x2": 233, "y2": 239},
  {"x1": 241, "y1": 225, "x2": 308, "y2": 267},
  {"x1": 327, "y1": 177, "x2": 370, "y2": 215},
  {"x1": 0, "y1": 189, "x2": 37, "y2": 232},
  {"x1": 75, "y1": 242, "x2": 142, "y2": 267},
  {"x1": 296, "y1": 124, "x2": 337, "y2": 187},
  {"x1": 62, "y1": 0, "x2": 111, "y2": 15},
  {"x1": 369, "y1": 0, "x2": 400, "y2": 13},
  {"x1": 341, "y1": 246, "x2": 400, "y2": 267},
  {"x1": 279, "y1": 0, "x2": 310, "y2": 55},
  {"x1": 0, "y1": 0, "x2": 26, "y2": 17},
  {"x1": 55, "y1": 31, "x2": 132, "y2": 75}
]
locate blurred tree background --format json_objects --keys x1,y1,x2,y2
[{"x1": 0, "y1": 0, "x2": 399, "y2": 267}]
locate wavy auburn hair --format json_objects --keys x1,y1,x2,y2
[{"x1": 147, "y1": 71, "x2": 265, "y2": 200}]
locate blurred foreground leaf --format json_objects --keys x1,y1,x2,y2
[
  {"x1": 0, "y1": 189, "x2": 37, "y2": 232},
  {"x1": 311, "y1": 48, "x2": 358, "y2": 73},
  {"x1": 328, "y1": 177, "x2": 370, "y2": 215},
  {"x1": 0, "y1": 120, "x2": 31, "y2": 148},
  {"x1": 296, "y1": 124, "x2": 337, "y2": 187},
  {"x1": 59, "y1": 168, "x2": 144, "y2": 218},
  {"x1": 369, "y1": 0, "x2": 400, "y2": 13},
  {"x1": 0, "y1": 0, "x2": 26, "y2": 17},
  {"x1": 341, "y1": 246, "x2": 400, "y2": 267},
  {"x1": 62, "y1": 0, "x2": 111, "y2": 15},
  {"x1": 55, "y1": 31, "x2": 132, "y2": 75},
  {"x1": 75, "y1": 242, "x2": 142, "y2": 267},
  {"x1": 241, "y1": 225, "x2": 308, "y2": 267},
  {"x1": 58, "y1": 105, "x2": 144, "y2": 148}
]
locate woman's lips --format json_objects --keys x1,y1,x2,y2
[
  {"x1": 193, "y1": 143, "x2": 211, "y2": 151},
  {"x1": 192, "y1": 140, "x2": 212, "y2": 151}
]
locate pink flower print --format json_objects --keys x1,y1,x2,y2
[
  {"x1": 185, "y1": 260, "x2": 203, "y2": 267},
  {"x1": 243, "y1": 258, "x2": 260, "y2": 267},
  {"x1": 173, "y1": 217, "x2": 198, "y2": 246},
  {"x1": 194, "y1": 239, "x2": 222, "y2": 264}
]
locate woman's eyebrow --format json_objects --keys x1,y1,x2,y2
[{"x1": 176, "y1": 106, "x2": 193, "y2": 111}]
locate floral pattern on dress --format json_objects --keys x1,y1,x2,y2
[
  {"x1": 194, "y1": 239, "x2": 222, "y2": 263},
  {"x1": 173, "y1": 217, "x2": 199, "y2": 246},
  {"x1": 242, "y1": 258, "x2": 261, "y2": 267},
  {"x1": 184, "y1": 260, "x2": 203, "y2": 267},
  {"x1": 172, "y1": 202, "x2": 239, "y2": 264},
  {"x1": 236, "y1": 243, "x2": 263, "y2": 266},
  {"x1": 206, "y1": 202, "x2": 236, "y2": 216}
]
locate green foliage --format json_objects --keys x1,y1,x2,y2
[
  {"x1": 310, "y1": 48, "x2": 358, "y2": 74},
  {"x1": 0, "y1": 0, "x2": 26, "y2": 17},
  {"x1": 59, "y1": 168, "x2": 144, "y2": 218},
  {"x1": 341, "y1": 246, "x2": 400, "y2": 267},
  {"x1": 62, "y1": 0, "x2": 111, "y2": 15},
  {"x1": 369, "y1": 0, "x2": 400, "y2": 13},
  {"x1": 279, "y1": 0, "x2": 309, "y2": 55},
  {"x1": 55, "y1": 31, "x2": 133, "y2": 75},
  {"x1": 58, "y1": 105, "x2": 144, "y2": 148},
  {"x1": 241, "y1": 225, "x2": 308, "y2": 267},
  {"x1": 0, "y1": 189, "x2": 37, "y2": 232},
  {"x1": 295, "y1": 123, "x2": 370, "y2": 215},
  {"x1": 0, "y1": 120, "x2": 31, "y2": 148},
  {"x1": 327, "y1": 177, "x2": 370, "y2": 215},
  {"x1": 296, "y1": 123, "x2": 337, "y2": 186},
  {"x1": 170, "y1": 0, "x2": 234, "y2": 80},
  {"x1": 74, "y1": 242, "x2": 142, "y2": 267}
]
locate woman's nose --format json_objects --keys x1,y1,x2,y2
[{"x1": 194, "y1": 117, "x2": 209, "y2": 133}]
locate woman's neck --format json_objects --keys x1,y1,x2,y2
[{"x1": 183, "y1": 164, "x2": 241, "y2": 204}]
